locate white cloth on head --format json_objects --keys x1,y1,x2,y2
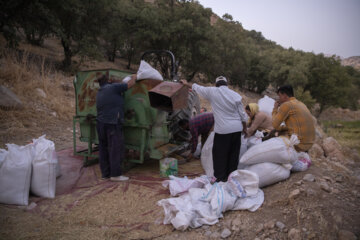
[{"x1": 192, "y1": 84, "x2": 248, "y2": 134}]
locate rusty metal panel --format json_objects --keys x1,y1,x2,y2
[{"x1": 148, "y1": 81, "x2": 188, "y2": 111}]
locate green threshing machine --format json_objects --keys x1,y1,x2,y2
[{"x1": 73, "y1": 51, "x2": 200, "y2": 166}]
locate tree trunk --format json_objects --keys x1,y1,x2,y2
[
  {"x1": 126, "y1": 51, "x2": 133, "y2": 69},
  {"x1": 61, "y1": 37, "x2": 72, "y2": 70}
]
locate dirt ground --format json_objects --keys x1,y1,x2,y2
[
  {"x1": 1, "y1": 38, "x2": 360, "y2": 239},
  {"x1": 1, "y1": 94, "x2": 360, "y2": 240}
]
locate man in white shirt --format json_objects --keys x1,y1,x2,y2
[{"x1": 180, "y1": 76, "x2": 248, "y2": 182}]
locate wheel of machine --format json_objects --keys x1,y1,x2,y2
[{"x1": 169, "y1": 90, "x2": 201, "y2": 142}]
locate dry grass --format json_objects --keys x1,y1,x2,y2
[{"x1": 0, "y1": 49, "x2": 75, "y2": 147}]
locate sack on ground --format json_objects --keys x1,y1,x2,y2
[
  {"x1": 244, "y1": 162, "x2": 291, "y2": 188},
  {"x1": 226, "y1": 170, "x2": 259, "y2": 197},
  {"x1": 238, "y1": 134, "x2": 248, "y2": 169},
  {"x1": 240, "y1": 135, "x2": 299, "y2": 166},
  {"x1": 0, "y1": 144, "x2": 33, "y2": 205},
  {"x1": 201, "y1": 131, "x2": 215, "y2": 178},
  {"x1": 291, "y1": 152, "x2": 311, "y2": 172},
  {"x1": 31, "y1": 135, "x2": 57, "y2": 198},
  {"x1": 162, "y1": 175, "x2": 210, "y2": 196},
  {"x1": 137, "y1": 60, "x2": 163, "y2": 81}
]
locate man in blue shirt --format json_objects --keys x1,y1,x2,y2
[{"x1": 96, "y1": 75, "x2": 135, "y2": 181}]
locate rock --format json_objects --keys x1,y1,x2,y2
[
  {"x1": 220, "y1": 228, "x2": 231, "y2": 238},
  {"x1": 338, "y1": 230, "x2": 357, "y2": 240},
  {"x1": 26, "y1": 202, "x2": 37, "y2": 211},
  {"x1": 288, "y1": 228, "x2": 301, "y2": 240},
  {"x1": 231, "y1": 218, "x2": 241, "y2": 231},
  {"x1": 289, "y1": 189, "x2": 301, "y2": 201},
  {"x1": 294, "y1": 180, "x2": 303, "y2": 186},
  {"x1": 264, "y1": 220, "x2": 275, "y2": 229},
  {"x1": 303, "y1": 174, "x2": 315, "y2": 182},
  {"x1": 0, "y1": 85, "x2": 23, "y2": 109},
  {"x1": 210, "y1": 231, "x2": 220, "y2": 239},
  {"x1": 334, "y1": 174, "x2": 344, "y2": 183},
  {"x1": 319, "y1": 181, "x2": 331, "y2": 193},
  {"x1": 35, "y1": 88, "x2": 47, "y2": 98},
  {"x1": 308, "y1": 143, "x2": 324, "y2": 159},
  {"x1": 349, "y1": 149, "x2": 360, "y2": 162},
  {"x1": 51, "y1": 111, "x2": 57, "y2": 117},
  {"x1": 322, "y1": 137, "x2": 345, "y2": 161},
  {"x1": 204, "y1": 230, "x2": 212, "y2": 237},
  {"x1": 331, "y1": 212, "x2": 343, "y2": 225},
  {"x1": 275, "y1": 221, "x2": 285, "y2": 230},
  {"x1": 331, "y1": 188, "x2": 340, "y2": 194},
  {"x1": 256, "y1": 224, "x2": 264, "y2": 234}
]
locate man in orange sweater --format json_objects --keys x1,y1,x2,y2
[{"x1": 272, "y1": 85, "x2": 315, "y2": 152}]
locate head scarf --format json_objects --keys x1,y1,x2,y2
[
  {"x1": 249, "y1": 103, "x2": 259, "y2": 117},
  {"x1": 247, "y1": 103, "x2": 259, "y2": 125}
]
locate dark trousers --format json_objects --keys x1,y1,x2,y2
[
  {"x1": 212, "y1": 131, "x2": 241, "y2": 182},
  {"x1": 96, "y1": 121, "x2": 124, "y2": 178}
]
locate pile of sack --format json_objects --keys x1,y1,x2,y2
[
  {"x1": 158, "y1": 170, "x2": 264, "y2": 230},
  {"x1": 0, "y1": 135, "x2": 60, "y2": 205},
  {"x1": 201, "y1": 133, "x2": 312, "y2": 188}
]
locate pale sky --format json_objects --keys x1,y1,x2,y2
[{"x1": 197, "y1": 0, "x2": 360, "y2": 58}]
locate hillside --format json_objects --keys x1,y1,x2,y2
[
  {"x1": 342, "y1": 56, "x2": 360, "y2": 71},
  {"x1": 1, "y1": 37, "x2": 360, "y2": 239}
]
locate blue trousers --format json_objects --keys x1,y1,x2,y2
[{"x1": 96, "y1": 121, "x2": 124, "y2": 178}]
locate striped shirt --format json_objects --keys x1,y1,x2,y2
[
  {"x1": 189, "y1": 113, "x2": 214, "y2": 153},
  {"x1": 272, "y1": 97, "x2": 315, "y2": 152}
]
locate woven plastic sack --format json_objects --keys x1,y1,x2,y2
[
  {"x1": 137, "y1": 60, "x2": 163, "y2": 81},
  {"x1": 201, "y1": 132, "x2": 215, "y2": 178},
  {"x1": 245, "y1": 162, "x2": 291, "y2": 188},
  {"x1": 0, "y1": 144, "x2": 33, "y2": 205},
  {"x1": 240, "y1": 135, "x2": 299, "y2": 166},
  {"x1": 258, "y1": 95, "x2": 275, "y2": 116},
  {"x1": 291, "y1": 152, "x2": 311, "y2": 172},
  {"x1": 31, "y1": 135, "x2": 57, "y2": 198}
]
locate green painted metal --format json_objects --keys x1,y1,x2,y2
[{"x1": 73, "y1": 69, "x2": 170, "y2": 165}]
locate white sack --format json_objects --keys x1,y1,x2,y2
[
  {"x1": 0, "y1": 144, "x2": 33, "y2": 205},
  {"x1": 31, "y1": 135, "x2": 57, "y2": 198},
  {"x1": 247, "y1": 131, "x2": 264, "y2": 149},
  {"x1": 201, "y1": 131, "x2": 215, "y2": 178},
  {"x1": 240, "y1": 135, "x2": 299, "y2": 166},
  {"x1": 291, "y1": 152, "x2": 311, "y2": 172},
  {"x1": 158, "y1": 170, "x2": 264, "y2": 230},
  {"x1": 193, "y1": 142, "x2": 201, "y2": 158},
  {"x1": 244, "y1": 162, "x2": 291, "y2": 188},
  {"x1": 238, "y1": 134, "x2": 248, "y2": 169},
  {"x1": 0, "y1": 149, "x2": 7, "y2": 168},
  {"x1": 258, "y1": 95, "x2": 275, "y2": 116},
  {"x1": 122, "y1": 75, "x2": 132, "y2": 83},
  {"x1": 162, "y1": 175, "x2": 210, "y2": 197},
  {"x1": 136, "y1": 60, "x2": 163, "y2": 81},
  {"x1": 226, "y1": 170, "x2": 259, "y2": 197}
]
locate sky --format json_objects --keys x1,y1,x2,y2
[{"x1": 197, "y1": 0, "x2": 360, "y2": 58}]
